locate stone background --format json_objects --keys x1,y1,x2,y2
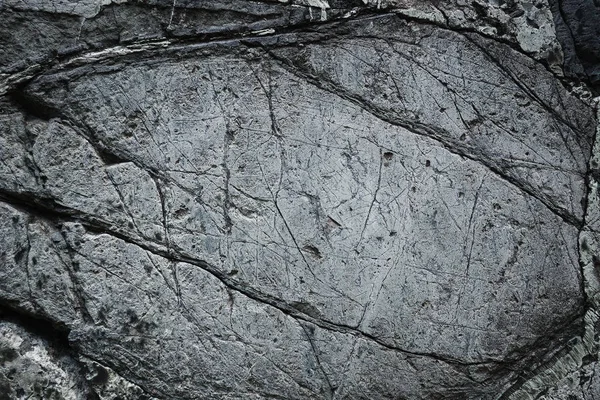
[{"x1": 0, "y1": 1, "x2": 599, "y2": 399}]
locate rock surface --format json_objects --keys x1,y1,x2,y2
[
  {"x1": 549, "y1": 0, "x2": 600, "y2": 89},
  {"x1": 0, "y1": 1, "x2": 599, "y2": 399}
]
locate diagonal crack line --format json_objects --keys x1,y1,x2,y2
[
  {"x1": 77, "y1": 353, "x2": 165, "y2": 400},
  {"x1": 0, "y1": 9, "x2": 389, "y2": 95},
  {"x1": 461, "y1": 33, "x2": 591, "y2": 141},
  {"x1": 77, "y1": 336, "x2": 172, "y2": 400},
  {"x1": 576, "y1": 110, "x2": 600, "y2": 310},
  {"x1": 1, "y1": 8, "x2": 578, "y2": 96},
  {"x1": 265, "y1": 50, "x2": 584, "y2": 228},
  {"x1": 300, "y1": 322, "x2": 335, "y2": 400},
  {"x1": 0, "y1": 188, "x2": 507, "y2": 368},
  {"x1": 495, "y1": 313, "x2": 588, "y2": 399}
]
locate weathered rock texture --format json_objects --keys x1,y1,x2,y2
[{"x1": 1, "y1": 1, "x2": 599, "y2": 399}]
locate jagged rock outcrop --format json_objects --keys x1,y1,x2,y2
[{"x1": 1, "y1": 1, "x2": 599, "y2": 399}]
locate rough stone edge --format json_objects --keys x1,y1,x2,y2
[
  {"x1": 0, "y1": 3, "x2": 587, "y2": 101},
  {"x1": 502, "y1": 98, "x2": 600, "y2": 399}
]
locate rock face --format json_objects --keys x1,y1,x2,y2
[
  {"x1": 549, "y1": 0, "x2": 600, "y2": 89},
  {"x1": 0, "y1": 1, "x2": 599, "y2": 399}
]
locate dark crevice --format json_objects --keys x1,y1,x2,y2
[
  {"x1": 555, "y1": 0, "x2": 584, "y2": 75},
  {"x1": 16, "y1": 88, "x2": 136, "y2": 166},
  {"x1": 496, "y1": 106, "x2": 598, "y2": 400},
  {"x1": 0, "y1": 302, "x2": 163, "y2": 399},
  {"x1": 94, "y1": 146, "x2": 132, "y2": 166},
  {"x1": 0, "y1": 190, "x2": 80, "y2": 222},
  {"x1": 0, "y1": 303, "x2": 101, "y2": 400},
  {"x1": 0, "y1": 302, "x2": 71, "y2": 344},
  {"x1": 496, "y1": 313, "x2": 586, "y2": 398},
  {"x1": 2, "y1": 6, "x2": 595, "y2": 97},
  {"x1": 8, "y1": 85, "x2": 134, "y2": 168},
  {"x1": 0, "y1": 187, "x2": 590, "y2": 387},
  {"x1": 550, "y1": 0, "x2": 600, "y2": 93},
  {"x1": 577, "y1": 102, "x2": 600, "y2": 311},
  {"x1": 264, "y1": 49, "x2": 585, "y2": 229},
  {"x1": 56, "y1": 240, "x2": 98, "y2": 327},
  {"x1": 2, "y1": 4, "x2": 598, "y2": 397},
  {"x1": 0, "y1": 188, "x2": 520, "y2": 369},
  {"x1": 462, "y1": 33, "x2": 592, "y2": 141},
  {"x1": 15, "y1": 24, "x2": 586, "y2": 228},
  {"x1": 8, "y1": 86, "x2": 62, "y2": 120}
]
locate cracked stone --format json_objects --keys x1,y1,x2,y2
[{"x1": 1, "y1": 1, "x2": 600, "y2": 399}]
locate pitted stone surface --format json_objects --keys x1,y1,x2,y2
[
  {"x1": 0, "y1": 320, "x2": 83, "y2": 400},
  {"x1": 1, "y1": 1, "x2": 599, "y2": 399}
]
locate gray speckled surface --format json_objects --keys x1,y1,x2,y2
[{"x1": 0, "y1": 1, "x2": 599, "y2": 399}]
